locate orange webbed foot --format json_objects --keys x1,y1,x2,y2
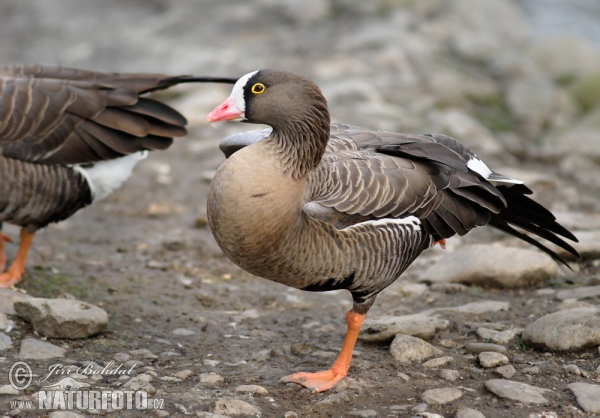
[{"x1": 281, "y1": 369, "x2": 346, "y2": 393}]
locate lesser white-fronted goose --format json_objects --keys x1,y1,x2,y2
[
  {"x1": 206, "y1": 70, "x2": 579, "y2": 392},
  {"x1": 0, "y1": 65, "x2": 236, "y2": 287}
]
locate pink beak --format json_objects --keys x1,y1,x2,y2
[{"x1": 207, "y1": 97, "x2": 243, "y2": 122}]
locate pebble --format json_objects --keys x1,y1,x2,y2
[
  {"x1": 19, "y1": 338, "x2": 66, "y2": 359},
  {"x1": 113, "y1": 352, "x2": 131, "y2": 363},
  {"x1": 423, "y1": 300, "x2": 510, "y2": 315},
  {"x1": 567, "y1": 382, "x2": 600, "y2": 414},
  {"x1": 390, "y1": 334, "x2": 444, "y2": 364},
  {"x1": 418, "y1": 245, "x2": 557, "y2": 288},
  {"x1": 397, "y1": 372, "x2": 410, "y2": 381},
  {"x1": 439, "y1": 369, "x2": 460, "y2": 382},
  {"x1": 211, "y1": 398, "x2": 260, "y2": 416},
  {"x1": 172, "y1": 370, "x2": 193, "y2": 380},
  {"x1": 485, "y1": 379, "x2": 550, "y2": 404},
  {"x1": 478, "y1": 352, "x2": 509, "y2": 368},
  {"x1": 522, "y1": 366, "x2": 540, "y2": 375},
  {"x1": 465, "y1": 343, "x2": 507, "y2": 354},
  {"x1": 172, "y1": 328, "x2": 195, "y2": 336},
  {"x1": 48, "y1": 412, "x2": 86, "y2": 418},
  {"x1": 290, "y1": 342, "x2": 315, "y2": 356},
  {"x1": 494, "y1": 364, "x2": 517, "y2": 379},
  {"x1": 204, "y1": 359, "x2": 221, "y2": 367},
  {"x1": 14, "y1": 298, "x2": 108, "y2": 339},
  {"x1": 359, "y1": 314, "x2": 449, "y2": 343},
  {"x1": 555, "y1": 285, "x2": 600, "y2": 301},
  {"x1": 422, "y1": 356, "x2": 454, "y2": 368},
  {"x1": 122, "y1": 373, "x2": 156, "y2": 395},
  {"x1": 0, "y1": 312, "x2": 13, "y2": 331},
  {"x1": 522, "y1": 307, "x2": 600, "y2": 351},
  {"x1": 347, "y1": 410, "x2": 377, "y2": 417},
  {"x1": 0, "y1": 385, "x2": 20, "y2": 395},
  {"x1": 283, "y1": 413, "x2": 298, "y2": 418},
  {"x1": 476, "y1": 327, "x2": 522, "y2": 344},
  {"x1": 563, "y1": 364, "x2": 582, "y2": 375},
  {"x1": 421, "y1": 387, "x2": 462, "y2": 405},
  {"x1": 129, "y1": 349, "x2": 155, "y2": 359},
  {"x1": 0, "y1": 287, "x2": 33, "y2": 315},
  {"x1": 554, "y1": 300, "x2": 594, "y2": 312},
  {"x1": 200, "y1": 372, "x2": 224, "y2": 384},
  {"x1": 456, "y1": 408, "x2": 486, "y2": 418},
  {"x1": 0, "y1": 332, "x2": 12, "y2": 351},
  {"x1": 235, "y1": 385, "x2": 268, "y2": 395}
]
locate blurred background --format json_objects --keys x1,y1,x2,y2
[{"x1": 1, "y1": 0, "x2": 599, "y2": 213}]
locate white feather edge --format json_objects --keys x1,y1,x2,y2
[
  {"x1": 73, "y1": 151, "x2": 148, "y2": 202},
  {"x1": 347, "y1": 216, "x2": 422, "y2": 231},
  {"x1": 467, "y1": 157, "x2": 523, "y2": 185}
]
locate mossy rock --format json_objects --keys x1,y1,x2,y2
[{"x1": 569, "y1": 71, "x2": 600, "y2": 110}]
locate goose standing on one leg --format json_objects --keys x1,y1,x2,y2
[
  {"x1": 206, "y1": 69, "x2": 579, "y2": 392},
  {"x1": 0, "y1": 65, "x2": 236, "y2": 287}
]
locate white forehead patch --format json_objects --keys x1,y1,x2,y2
[{"x1": 229, "y1": 70, "x2": 259, "y2": 118}]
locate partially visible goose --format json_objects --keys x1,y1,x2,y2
[
  {"x1": 0, "y1": 65, "x2": 236, "y2": 287},
  {"x1": 206, "y1": 70, "x2": 579, "y2": 392}
]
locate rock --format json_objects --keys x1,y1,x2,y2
[
  {"x1": 49, "y1": 412, "x2": 86, "y2": 418},
  {"x1": 200, "y1": 372, "x2": 224, "y2": 385},
  {"x1": 456, "y1": 408, "x2": 486, "y2": 418},
  {"x1": 439, "y1": 369, "x2": 460, "y2": 382},
  {"x1": 172, "y1": 328, "x2": 195, "y2": 336},
  {"x1": 347, "y1": 410, "x2": 377, "y2": 417},
  {"x1": 235, "y1": 385, "x2": 268, "y2": 395},
  {"x1": 423, "y1": 300, "x2": 510, "y2": 315},
  {"x1": 464, "y1": 343, "x2": 507, "y2": 354},
  {"x1": 0, "y1": 385, "x2": 20, "y2": 395},
  {"x1": 390, "y1": 334, "x2": 444, "y2": 364},
  {"x1": 522, "y1": 307, "x2": 600, "y2": 351},
  {"x1": 172, "y1": 370, "x2": 193, "y2": 380},
  {"x1": 563, "y1": 364, "x2": 581, "y2": 375},
  {"x1": 522, "y1": 366, "x2": 540, "y2": 375},
  {"x1": 554, "y1": 300, "x2": 594, "y2": 312},
  {"x1": 531, "y1": 34, "x2": 600, "y2": 82},
  {"x1": 129, "y1": 349, "x2": 155, "y2": 358},
  {"x1": 570, "y1": 72, "x2": 600, "y2": 110},
  {"x1": 527, "y1": 413, "x2": 558, "y2": 418},
  {"x1": 113, "y1": 352, "x2": 131, "y2": 363},
  {"x1": 290, "y1": 342, "x2": 315, "y2": 356},
  {"x1": 122, "y1": 374, "x2": 156, "y2": 395},
  {"x1": 421, "y1": 387, "x2": 462, "y2": 405},
  {"x1": 359, "y1": 314, "x2": 449, "y2": 342},
  {"x1": 0, "y1": 332, "x2": 12, "y2": 351},
  {"x1": 212, "y1": 398, "x2": 260, "y2": 416},
  {"x1": 478, "y1": 352, "x2": 509, "y2": 368},
  {"x1": 422, "y1": 356, "x2": 454, "y2": 368},
  {"x1": 476, "y1": 327, "x2": 522, "y2": 344},
  {"x1": 542, "y1": 108, "x2": 600, "y2": 160},
  {"x1": 419, "y1": 245, "x2": 557, "y2": 288},
  {"x1": 284, "y1": 413, "x2": 298, "y2": 418},
  {"x1": 567, "y1": 382, "x2": 600, "y2": 414},
  {"x1": 550, "y1": 231, "x2": 600, "y2": 261},
  {"x1": 485, "y1": 379, "x2": 550, "y2": 404},
  {"x1": 0, "y1": 312, "x2": 13, "y2": 331},
  {"x1": 14, "y1": 298, "x2": 107, "y2": 339},
  {"x1": 0, "y1": 288, "x2": 33, "y2": 315},
  {"x1": 19, "y1": 338, "x2": 65, "y2": 359},
  {"x1": 494, "y1": 364, "x2": 517, "y2": 379}
]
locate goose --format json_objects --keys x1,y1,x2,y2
[
  {"x1": 206, "y1": 69, "x2": 579, "y2": 392},
  {"x1": 0, "y1": 65, "x2": 236, "y2": 287}
]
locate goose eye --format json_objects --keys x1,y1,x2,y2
[{"x1": 251, "y1": 83, "x2": 265, "y2": 94}]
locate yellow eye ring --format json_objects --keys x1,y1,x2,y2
[{"x1": 251, "y1": 83, "x2": 266, "y2": 94}]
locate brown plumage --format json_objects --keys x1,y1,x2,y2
[
  {"x1": 206, "y1": 69, "x2": 579, "y2": 392},
  {"x1": 0, "y1": 65, "x2": 236, "y2": 287}
]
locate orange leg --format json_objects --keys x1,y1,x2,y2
[
  {"x1": 433, "y1": 238, "x2": 446, "y2": 249},
  {"x1": 0, "y1": 232, "x2": 12, "y2": 272},
  {"x1": 0, "y1": 229, "x2": 35, "y2": 288},
  {"x1": 281, "y1": 310, "x2": 365, "y2": 392}
]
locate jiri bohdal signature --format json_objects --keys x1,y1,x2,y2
[{"x1": 39, "y1": 361, "x2": 137, "y2": 383}]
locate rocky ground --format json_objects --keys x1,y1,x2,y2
[{"x1": 1, "y1": 1, "x2": 600, "y2": 417}]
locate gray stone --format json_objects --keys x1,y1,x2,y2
[
  {"x1": 423, "y1": 300, "x2": 510, "y2": 316},
  {"x1": 212, "y1": 398, "x2": 260, "y2": 416},
  {"x1": 128, "y1": 348, "x2": 155, "y2": 359},
  {"x1": 0, "y1": 287, "x2": 33, "y2": 315},
  {"x1": 200, "y1": 372, "x2": 224, "y2": 385},
  {"x1": 422, "y1": 356, "x2": 454, "y2": 368},
  {"x1": 485, "y1": 379, "x2": 550, "y2": 404},
  {"x1": 419, "y1": 245, "x2": 557, "y2": 288},
  {"x1": 465, "y1": 343, "x2": 507, "y2": 354},
  {"x1": 235, "y1": 384, "x2": 268, "y2": 395},
  {"x1": 19, "y1": 338, "x2": 65, "y2": 359},
  {"x1": 522, "y1": 366, "x2": 540, "y2": 375},
  {"x1": 390, "y1": 334, "x2": 444, "y2": 364},
  {"x1": 49, "y1": 412, "x2": 85, "y2": 418},
  {"x1": 0, "y1": 332, "x2": 12, "y2": 351},
  {"x1": 522, "y1": 307, "x2": 600, "y2": 351},
  {"x1": 568, "y1": 382, "x2": 600, "y2": 414},
  {"x1": 421, "y1": 387, "x2": 462, "y2": 405},
  {"x1": 476, "y1": 327, "x2": 522, "y2": 344},
  {"x1": 439, "y1": 369, "x2": 460, "y2": 382},
  {"x1": 543, "y1": 108, "x2": 600, "y2": 160},
  {"x1": 494, "y1": 364, "x2": 517, "y2": 379},
  {"x1": 172, "y1": 328, "x2": 195, "y2": 336},
  {"x1": 0, "y1": 385, "x2": 19, "y2": 395},
  {"x1": 554, "y1": 300, "x2": 594, "y2": 312},
  {"x1": 173, "y1": 370, "x2": 193, "y2": 380},
  {"x1": 563, "y1": 364, "x2": 581, "y2": 375},
  {"x1": 14, "y1": 298, "x2": 107, "y2": 339},
  {"x1": 0, "y1": 312, "x2": 13, "y2": 331},
  {"x1": 122, "y1": 373, "x2": 156, "y2": 395},
  {"x1": 478, "y1": 352, "x2": 509, "y2": 368},
  {"x1": 347, "y1": 410, "x2": 377, "y2": 417},
  {"x1": 531, "y1": 34, "x2": 600, "y2": 81},
  {"x1": 456, "y1": 408, "x2": 486, "y2": 418},
  {"x1": 359, "y1": 314, "x2": 449, "y2": 342}
]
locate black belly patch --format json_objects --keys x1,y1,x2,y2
[{"x1": 302, "y1": 272, "x2": 355, "y2": 292}]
